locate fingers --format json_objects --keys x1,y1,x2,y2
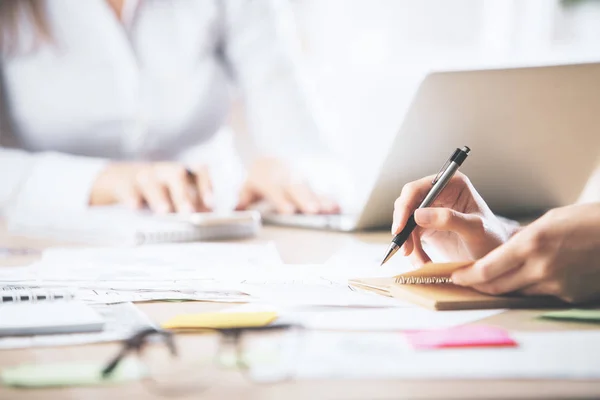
[
  {"x1": 451, "y1": 238, "x2": 524, "y2": 286},
  {"x1": 192, "y1": 166, "x2": 214, "y2": 212},
  {"x1": 414, "y1": 208, "x2": 484, "y2": 240},
  {"x1": 261, "y1": 186, "x2": 296, "y2": 215},
  {"x1": 469, "y1": 260, "x2": 531, "y2": 295},
  {"x1": 286, "y1": 183, "x2": 320, "y2": 214},
  {"x1": 235, "y1": 185, "x2": 257, "y2": 211},
  {"x1": 115, "y1": 180, "x2": 144, "y2": 210},
  {"x1": 392, "y1": 175, "x2": 437, "y2": 234},
  {"x1": 161, "y1": 168, "x2": 199, "y2": 214},
  {"x1": 519, "y1": 281, "x2": 564, "y2": 300},
  {"x1": 136, "y1": 172, "x2": 173, "y2": 214},
  {"x1": 244, "y1": 180, "x2": 340, "y2": 215},
  {"x1": 316, "y1": 194, "x2": 340, "y2": 214},
  {"x1": 402, "y1": 234, "x2": 414, "y2": 256},
  {"x1": 408, "y1": 231, "x2": 431, "y2": 266}
]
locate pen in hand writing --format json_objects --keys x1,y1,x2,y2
[{"x1": 381, "y1": 146, "x2": 471, "y2": 265}]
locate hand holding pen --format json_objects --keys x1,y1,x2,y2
[
  {"x1": 381, "y1": 146, "x2": 471, "y2": 265},
  {"x1": 382, "y1": 146, "x2": 513, "y2": 266}
]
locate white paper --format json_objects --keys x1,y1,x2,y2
[
  {"x1": 0, "y1": 302, "x2": 154, "y2": 349},
  {"x1": 0, "y1": 242, "x2": 283, "y2": 304},
  {"x1": 252, "y1": 331, "x2": 600, "y2": 381},
  {"x1": 2, "y1": 241, "x2": 425, "y2": 307},
  {"x1": 3, "y1": 255, "x2": 418, "y2": 307},
  {"x1": 238, "y1": 282, "x2": 407, "y2": 308},
  {"x1": 326, "y1": 242, "x2": 415, "y2": 270},
  {"x1": 75, "y1": 287, "x2": 252, "y2": 304},
  {"x1": 228, "y1": 264, "x2": 412, "y2": 307},
  {"x1": 326, "y1": 241, "x2": 448, "y2": 269},
  {"x1": 37, "y1": 242, "x2": 283, "y2": 281},
  {"x1": 301, "y1": 308, "x2": 505, "y2": 331}
]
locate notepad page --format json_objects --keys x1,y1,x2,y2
[{"x1": 6, "y1": 205, "x2": 259, "y2": 245}]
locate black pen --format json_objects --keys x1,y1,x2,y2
[{"x1": 381, "y1": 146, "x2": 471, "y2": 265}]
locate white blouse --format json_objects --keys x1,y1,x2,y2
[{"x1": 0, "y1": 0, "x2": 325, "y2": 213}]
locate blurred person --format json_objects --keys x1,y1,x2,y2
[
  {"x1": 391, "y1": 171, "x2": 600, "y2": 304},
  {"x1": 0, "y1": 0, "x2": 343, "y2": 216}
]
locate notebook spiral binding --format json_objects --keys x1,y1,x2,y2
[
  {"x1": 394, "y1": 276, "x2": 453, "y2": 284},
  {"x1": 1, "y1": 286, "x2": 74, "y2": 303}
]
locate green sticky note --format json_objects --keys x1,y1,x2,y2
[
  {"x1": 1, "y1": 359, "x2": 147, "y2": 388},
  {"x1": 540, "y1": 309, "x2": 600, "y2": 323}
]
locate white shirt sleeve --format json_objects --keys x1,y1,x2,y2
[
  {"x1": 0, "y1": 69, "x2": 107, "y2": 214},
  {"x1": 2, "y1": 150, "x2": 108, "y2": 213},
  {"x1": 0, "y1": 147, "x2": 108, "y2": 215},
  {"x1": 220, "y1": 0, "x2": 328, "y2": 161},
  {"x1": 577, "y1": 166, "x2": 600, "y2": 204}
]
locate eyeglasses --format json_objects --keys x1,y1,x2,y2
[{"x1": 101, "y1": 323, "x2": 304, "y2": 396}]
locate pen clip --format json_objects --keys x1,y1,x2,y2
[{"x1": 432, "y1": 158, "x2": 451, "y2": 185}]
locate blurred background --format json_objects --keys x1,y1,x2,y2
[{"x1": 284, "y1": 0, "x2": 600, "y2": 203}]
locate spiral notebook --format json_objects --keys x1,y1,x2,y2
[
  {"x1": 1, "y1": 286, "x2": 74, "y2": 303},
  {"x1": 6, "y1": 206, "x2": 261, "y2": 245},
  {"x1": 0, "y1": 301, "x2": 105, "y2": 336},
  {"x1": 350, "y1": 262, "x2": 566, "y2": 311}
]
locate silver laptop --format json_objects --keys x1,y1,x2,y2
[{"x1": 263, "y1": 62, "x2": 600, "y2": 231}]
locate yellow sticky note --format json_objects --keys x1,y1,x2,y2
[{"x1": 161, "y1": 312, "x2": 278, "y2": 330}]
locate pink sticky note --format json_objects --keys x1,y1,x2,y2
[{"x1": 404, "y1": 325, "x2": 517, "y2": 350}]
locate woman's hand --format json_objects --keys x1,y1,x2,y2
[
  {"x1": 392, "y1": 172, "x2": 514, "y2": 266},
  {"x1": 90, "y1": 162, "x2": 213, "y2": 213},
  {"x1": 452, "y1": 203, "x2": 600, "y2": 304},
  {"x1": 236, "y1": 157, "x2": 339, "y2": 214}
]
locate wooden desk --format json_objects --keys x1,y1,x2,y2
[{"x1": 1, "y1": 225, "x2": 599, "y2": 400}]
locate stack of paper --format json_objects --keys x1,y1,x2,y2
[
  {"x1": 0, "y1": 242, "x2": 430, "y2": 307},
  {"x1": 0, "y1": 242, "x2": 284, "y2": 304}
]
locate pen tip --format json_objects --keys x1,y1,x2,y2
[{"x1": 380, "y1": 244, "x2": 399, "y2": 266}]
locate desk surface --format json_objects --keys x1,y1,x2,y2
[{"x1": 0, "y1": 224, "x2": 599, "y2": 400}]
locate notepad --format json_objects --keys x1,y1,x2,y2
[
  {"x1": 0, "y1": 302, "x2": 105, "y2": 336},
  {"x1": 162, "y1": 312, "x2": 278, "y2": 330},
  {"x1": 6, "y1": 206, "x2": 261, "y2": 245},
  {"x1": 350, "y1": 262, "x2": 566, "y2": 310}
]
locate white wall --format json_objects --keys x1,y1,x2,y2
[{"x1": 291, "y1": 0, "x2": 600, "y2": 200}]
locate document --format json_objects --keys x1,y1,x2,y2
[
  {"x1": 0, "y1": 242, "x2": 282, "y2": 304},
  {"x1": 326, "y1": 241, "x2": 448, "y2": 268},
  {"x1": 300, "y1": 308, "x2": 505, "y2": 331},
  {"x1": 326, "y1": 242, "x2": 414, "y2": 270},
  {"x1": 0, "y1": 302, "x2": 153, "y2": 349},
  {"x1": 75, "y1": 287, "x2": 251, "y2": 304},
  {"x1": 36, "y1": 242, "x2": 283, "y2": 282},
  {"x1": 0, "y1": 241, "x2": 439, "y2": 307},
  {"x1": 252, "y1": 331, "x2": 600, "y2": 381},
  {"x1": 238, "y1": 281, "x2": 406, "y2": 308},
  {"x1": 231, "y1": 264, "x2": 415, "y2": 307}
]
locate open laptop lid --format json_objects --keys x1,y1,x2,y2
[{"x1": 355, "y1": 62, "x2": 600, "y2": 230}]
